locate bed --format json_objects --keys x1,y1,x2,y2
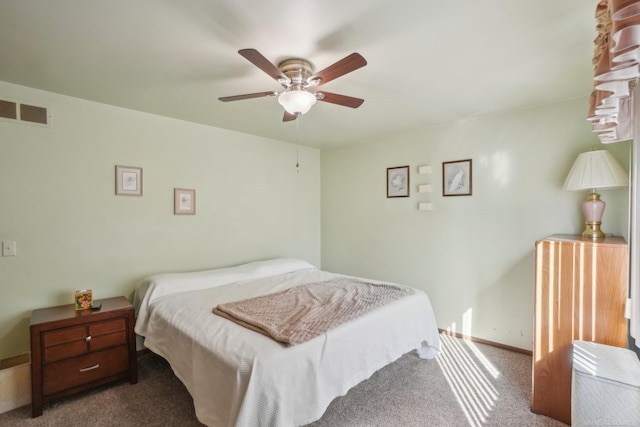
[{"x1": 133, "y1": 258, "x2": 440, "y2": 427}]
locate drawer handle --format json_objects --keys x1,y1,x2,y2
[
  {"x1": 79, "y1": 364, "x2": 100, "y2": 373},
  {"x1": 86, "y1": 336, "x2": 91, "y2": 342}
]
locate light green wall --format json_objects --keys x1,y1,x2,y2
[
  {"x1": 1, "y1": 82, "x2": 630, "y2": 357},
  {"x1": 320, "y1": 98, "x2": 630, "y2": 351},
  {"x1": 0, "y1": 81, "x2": 321, "y2": 358}
]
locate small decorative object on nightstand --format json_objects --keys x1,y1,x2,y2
[
  {"x1": 29, "y1": 296, "x2": 138, "y2": 417},
  {"x1": 74, "y1": 289, "x2": 92, "y2": 310}
]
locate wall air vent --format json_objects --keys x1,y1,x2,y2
[
  {"x1": 0, "y1": 99, "x2": 18, "y2": 120},
  {"x1": 0, "y1": 97, "x2": 51, "y2": 127}
]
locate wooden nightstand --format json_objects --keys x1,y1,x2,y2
[{"x1": 30, "y1": 296, "x2": 138, "y2": 417}]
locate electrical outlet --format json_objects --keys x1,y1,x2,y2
[{"x1": 2, "y1": 241, "x2": 16, "y2": 256}]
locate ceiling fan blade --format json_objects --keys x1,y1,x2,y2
[
  {"x1": 309, "y1": 53, "x2": 367, "y2": 86},
  {"x1": 283, "y1": 111, "x2": 298, "y2": 122},
  {"x1": 316, "y1": 91, "x2": 364, "y2": 108},
  {"x1": 238, "y1": 49, "x2": 289, "y2": 84},
  {"x1": 218, "y1": 91, "x2": 277, "y2": 102}
]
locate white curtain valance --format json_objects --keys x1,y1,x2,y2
[
  {"x1": 589, "y1": 0, "x2": 640, "y2": 143},
  {"x1": 590, "y1": 1, "x2": 640, "y2": 343}
]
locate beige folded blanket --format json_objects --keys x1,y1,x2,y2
[{"x1": 213, "y1": 277, "x2": 414, "y2": 345}]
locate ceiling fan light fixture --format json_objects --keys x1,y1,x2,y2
[
  {"x1": 278, "y1": 88, "x2": 317, "y2": 116},
  {"x1": 221, "y1": 49, "x2": 367, "y2": 120}
]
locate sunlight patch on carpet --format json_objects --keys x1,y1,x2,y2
[{"x1": 436, "y1": 334, "x2": 501, "y2": 427}]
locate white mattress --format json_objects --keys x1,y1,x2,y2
[{"x1": 134, "y1": 259, "x2": 440, "y2": 427}]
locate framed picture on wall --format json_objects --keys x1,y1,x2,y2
[
  {"x1": 174, "y1": 188, "x2": 196, "y2": 215},
  {"x1": 387, "y1": 165, "x2": 410, "y2": 198},
  {"x1": 442, "y1": 159, "x2": 472, "y2": 196},
  {"x1": 115, "y1": 165, "x2": 143, "y2": 196}
]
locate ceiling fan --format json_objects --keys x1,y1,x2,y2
[{"x1": 219, "y1": 49, "x2": 367, "y2": 122}]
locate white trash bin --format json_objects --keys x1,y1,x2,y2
[{"x1": 572, "y1": 340, "x2": 640, "y2": 427}]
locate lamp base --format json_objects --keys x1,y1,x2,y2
[
  {"x1": 581, "y1": 192, "x2": 606, "y2": 240},
  {"x1": 582, "y1": 221, "x2": 605, "y2": 240}
]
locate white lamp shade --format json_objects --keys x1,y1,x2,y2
[
  {"x1": 278, "y1": 89, "x2": 317, "y2": 116},
  {"x1": 563, "y1": 150, "x2": 629, "y2": 191}
]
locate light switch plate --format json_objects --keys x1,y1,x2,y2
[
  {"x1": 2, "y1": 241, "x2": 16, "y2": 256},
  {"x1": 418, "y1": 165, "x2": 432, "y2": 174},
  {"x1": 418, "y1": 184, "x2": 432, "y2": 193}
]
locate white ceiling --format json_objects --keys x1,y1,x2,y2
[{"x1": 0, "y1": 0, "x2": 596, "y2": 148}]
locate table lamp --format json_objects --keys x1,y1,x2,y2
[{"x1": 563, "y1": 149, "x2": 629, "y2": 239}]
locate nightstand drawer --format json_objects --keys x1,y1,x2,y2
[
  {"x1": 42, "y1": 345, "x2": 129, "y2": 396},
  {"x1": 90, "y1": 330, "x2": 126, "y2": 351},
  {"x1": 90, "y1": 318, "x2": 125, "y2": 336},
  {"x1": 44, "y1": 339, "x2": 87, "y2": 363},
  {"x1": 43, "y1": 325, "x2": 86, "y2": 347},
  {"x1": 89, "y1": 318, "x2": 126, "y2": 351},
  {"x1": 43, "y1": 325, "x2": 88, "y2": 363}
]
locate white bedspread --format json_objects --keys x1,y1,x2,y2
[{"x1": 134, "y1": 259, "x2": 440, "y2": 427}]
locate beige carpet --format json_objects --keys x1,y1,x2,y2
[{"x1": 0, "y1": 333, "x2": 566, "y2": 426}]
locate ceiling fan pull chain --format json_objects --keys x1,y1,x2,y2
[{"x1": 295, "y1": 113, "x2": 301, "y2": 173}]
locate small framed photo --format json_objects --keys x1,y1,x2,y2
[
  {"x1": 174, "y1": 188, "x2": 196, "y2": 215},
  {"x1": 442, "y1": 159, "x2": 472, "y2": 196},
  {"x1": 74, "y1": 289, "x2": 93, "y2": 311},
  {"x1": 387, "y1": 166, "x2": 410, "y2": 198},
  {"x1": 115, "y1": 165, "x2": 143, "y2": 196}
]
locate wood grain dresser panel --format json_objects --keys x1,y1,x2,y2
[{"x1": 531, "y1": 235, "x2": 628, "y2": 425}]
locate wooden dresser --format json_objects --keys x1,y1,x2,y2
[
  {"x1": 30, "y1": 296, "x2": 138, "y2": 417},
  {"x1": 531, "y1": 235, "x2": 628, "y2": 425}
]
